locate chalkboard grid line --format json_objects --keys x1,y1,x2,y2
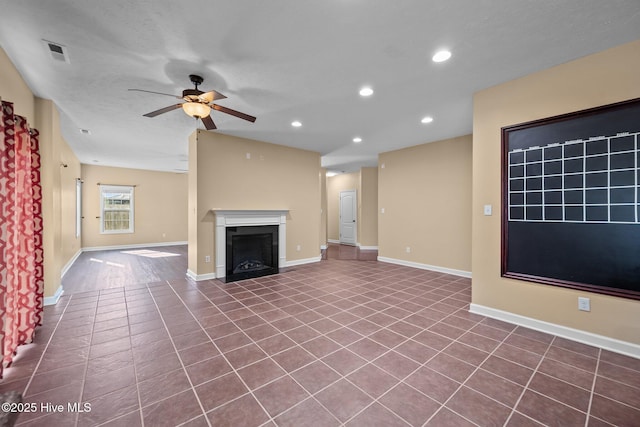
[{"x1": 507, "y1": 131, "x2": 639, "y2": 224}]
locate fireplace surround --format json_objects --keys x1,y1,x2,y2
[{"x1": 213, "y1": 210, "x2": 288, "y2": 281}]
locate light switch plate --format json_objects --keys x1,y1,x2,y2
[{"x1": 483, "y1": 204, "x2": 492, "y2": 216}]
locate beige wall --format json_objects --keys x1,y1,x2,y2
[
  {"x1": 319, "y1": 168, "x2": 328, "y2": 248},
  {"x1": 359, "y1": 167, "x2": 378, "y2": 248},
  {"x1": 188, "y1": 131, "x2": 321, "y2": 276},
  {"x1": 59, "y1": 139, "x2": 82, "y2": 268},
  {"x1": 188, "y1": 131, "x2": 199, "y2": 275},
  {"x1": 36, "y1": 99, "x2": 82, "y2": 299},
  {"x1": 472, "y1": 40, "x2": 640, "y2": 344},
  {"x1": 81, "y1": 165, "x2": 188, "y2": 249},
  {"x1": 0, "y1": 48, "x2": 34, "y2": 121},
  {"x1": 378, "y1": 135, "x2": 472, "y2": 273},
  {"x1": 1, "y1": 47, "x2": 81, "y2": 299}
]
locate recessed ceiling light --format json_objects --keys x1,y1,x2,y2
[
  {"x1": 80, "y1": 128, "x2": 91, "y2": 135},
  {"x1": 421, "y1": 116, "x2": 434, "y2": 124},
  {"x1": 291, "y1": 121, "x2": 302, "y2": 127},
  {"x1": 432, "y1": 50, "x2": 452, "y2": 63},
  {"x1": 326, "y1": 171, "x2": 338, "y2": 177},
  {"x1": 359, "y1": 87, "x2": 373, "y2": 97},
  {"x1": 352, "y1": 137, "x2": 362, "y2": 143}
]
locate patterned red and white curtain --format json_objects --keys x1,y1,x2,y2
[{"x1": 0, "y1": 100, "x2": 44, "y2": 378}]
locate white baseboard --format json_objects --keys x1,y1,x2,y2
[
  {"x1": 327, "y1": 239, "x2": 340, "y2": 244},
  {"x1": 469, "y1": 303, "x2": 640, "y2": 359},
  {"x1": 357, "y1": 243, "x2": 378, "y2": 250},
  {"x1": 61, "y1": 249, "x2": 82, "y2": 278},
  {"x1": 320, "y1": 245, "x2": 327, "y2": 250},
  {"x1": 44, "y1": 285, "x2": 64, "y2": 306},
  {"x1": 186, "y1": 270, "x2": 217, "y2": 282},
  {"x1": 82, "y1": 241, "x2": 187, "y2": 252},
  {"x1": 283, "y1": 256, "x2": 322, "y2": 267},
  {"x1": 377, "y1": 256, "x2": 471, "y2": 278}
]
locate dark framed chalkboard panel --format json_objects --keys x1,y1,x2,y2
[{"x1": 501, "y1": 98, "x2": 640, "y2": 300}]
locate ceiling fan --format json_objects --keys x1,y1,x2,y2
[{"x1": 129, "y1": 74, "x2": 256, "y2": 130}]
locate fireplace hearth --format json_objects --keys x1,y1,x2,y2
[{"x1": 225, "y1": 225, "x2": 279, "y2": 282}]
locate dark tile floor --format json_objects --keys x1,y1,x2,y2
[{"x1": 0, "y1": 246, "x2": 638, "y2": 426}]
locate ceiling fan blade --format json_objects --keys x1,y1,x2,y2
[
  {"x1": 198, "y1": 90, "x2": 227, "y2": 103},
  {"x1": 201, "y1": 115, "x2": 217, "y2": 130},
  {"x1": 143, "y1": 104, "x2": 183, "y2": 117},
  {"x1": 128, "y1": 88, "x2": 182, "y2": 99},
  {"x1": 211, "y1": 104, "x2": 257, "y2": 122}
]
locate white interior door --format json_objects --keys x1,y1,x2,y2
[{"x1": 339, "y1": 190, "x2": 357, "y2": 245}]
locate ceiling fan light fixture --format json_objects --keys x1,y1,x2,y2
[
  {"x1": 182, "y1": 102, "x2": 211, "y2": 118},
  {"x1": 432, "y1": 50, "x2": 452, "y2": 63},
  {"x1": 359, "y1": 87, "x2": 374, "y2": 97}
]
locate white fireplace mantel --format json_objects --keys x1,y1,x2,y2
[{"x1": 212, "y1": 209, "x2": 289, "y2": 279}]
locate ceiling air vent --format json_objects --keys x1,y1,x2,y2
[{"x1": 42, "y1": 40, "x2": 70, "y2": 63}]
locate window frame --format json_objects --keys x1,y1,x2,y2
[{"x1": 99, "y1": 184, "x2": 134, "y2": 234}]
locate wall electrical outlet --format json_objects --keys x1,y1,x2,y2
[
  {"x1": 296, "y1": 245, "x2": 301, "y2": 251},
  {"x1": 405, "y1": 246, "x2": 411, "y2": 253},
  {"x1": 205, "y1": 255, "x2": 211, "y2": 263},
  {"x1": 578, "y1": 297, "x2": 590, "y2": 312}
]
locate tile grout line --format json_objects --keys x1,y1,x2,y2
[
  {"x1": 17, "y1": 295, "x2": 76, "y2": 426},
  {"x1": 55, "y1": 262, "x2": 636, "y2": 426},
  {"x1": 143, "y1": 282, "x2": 217, "y2": 427},
  {"x1": 156, "y1": 278, "x2": 464, "y2": 424},
  {"x1": 237, "y1": 272, "x2": 629, "y2": 425},
  {"x1": 141, "y1": 272, "x2": 470, "y2": 426},
  {"x1": 125, "y1": 286, "x2": 149, "y2": 427},
  {"x1": 205, "y1": 282, "x2": 351, "y2": 425},
  {"x1": 584, "y1": 347, "x2": 602, "y2": 427},
  {"x1": 21, "y1": 295, "x2": 73, "y2": 396},
  {"x1": 76, "y1": 291, "x2": 112, "y2": 427},
  {"x1": 303, "y1": 292, "x2": 487, "y2": 425},
  {"x1": 267, "y1": 277, "x2": 462, "y2": 425},
  {"x1": 162, "y1": 281, "x2": 280, "y2": 426},
  {"x1": 434, "y1": 320, "x2": 545, "y2": 423},
  {"x1": 417, "y1": 317, "x2": 518, "y2": 426},
  {"x1": 407, "y1": 317, "x2": 504, "y2": 420},
  {"x1": 92, "y1": 285, "x2": 146, "y2": 427},
  {"x1": 502, "y1": 335, "x2": 557, "y2": 426},
  {"x1": 193, "y1": 283, "x2": 348, "y2": 425},
  {"x1": 46, "y1": 251, "x2": 633, "y2": 423},
  {"x1": 187, "y1": 277, "x2": 419, "y2": 423},
  {"x1": 199, "y1": 274, "x2": 504, "y2": 425}
]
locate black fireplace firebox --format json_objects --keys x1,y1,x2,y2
[{"x1": 225, "y1": 225, "x2": 279, "y2": 282}]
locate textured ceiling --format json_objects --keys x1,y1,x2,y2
[{"x1": 0, "y1": 1, "x2": 638, "y2": 173}]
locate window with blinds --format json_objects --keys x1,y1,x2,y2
[{"x1": 100, "y1": 185, "x2": 134, "y2": 234}]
